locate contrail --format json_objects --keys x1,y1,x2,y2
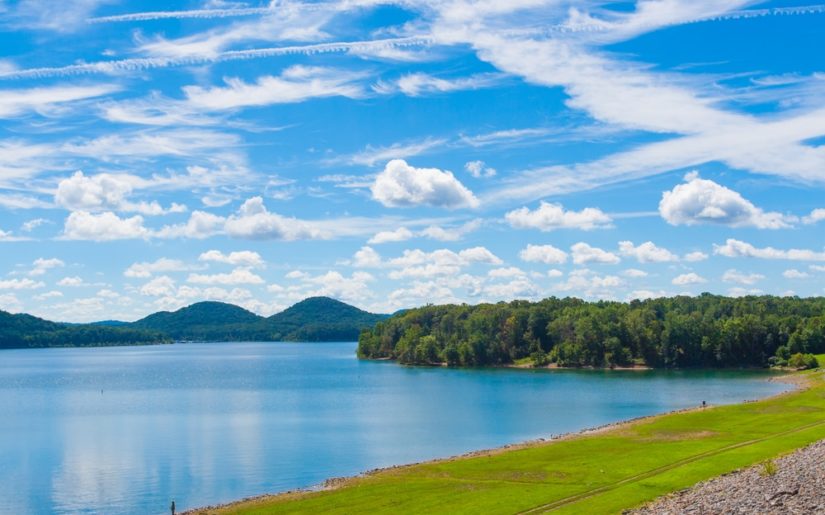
[
  {"x1": 0, "y1": 37, "x2": 432, "y2": 80},
  {"x1": 89, "y1": 7, "x2": 274, "y2": 23}
]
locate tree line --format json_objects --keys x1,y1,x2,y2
[{"x1": 357, "y1": 294, "x2": 824, "y2": 369}]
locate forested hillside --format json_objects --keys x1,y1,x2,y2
[
  {"x1": 0, "y1": 310, "x2": 168, "y2": 349},
  {"x1": 357, "y1": 295, "x2": 825, "y2": 368},
  {"x1": 0, "y1": 297, "x2": 388, "y2": 348}
]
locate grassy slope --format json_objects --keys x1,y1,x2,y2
[{"x1": 198, "y1": 370, "x2": 825, "y2": 515}]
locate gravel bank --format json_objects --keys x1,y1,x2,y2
[{"x1": 631, "y1": 439, "x2": 825, "y2": 514}]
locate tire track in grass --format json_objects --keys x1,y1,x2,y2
[{"x1": 517, "y1": 419, "x2": 825, "y2": 514}]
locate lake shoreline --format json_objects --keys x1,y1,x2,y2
[{"x1": 182, "y1": 371, "x2": 805, "y2": 515}]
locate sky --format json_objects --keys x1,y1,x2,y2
[{"x1": 0, "y1": 0, "x2": 824, "y2": 322}]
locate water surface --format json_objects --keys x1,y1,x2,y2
[{"x1": 0, "y1": 342, "x2": 788, "y2": 514}]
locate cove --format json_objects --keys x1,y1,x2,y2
[{"x1": 0, "y1": 341, "x2": 788, "y2": 514}]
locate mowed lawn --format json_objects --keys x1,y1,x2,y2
[{"x1": 201, "y1": 371, "x2": 825, "y2": 515}]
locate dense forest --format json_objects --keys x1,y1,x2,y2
[
  {"x1": 0, "y1": 310, "x2": 168, "y2": 349},
  {"x1": 0, "y1": 297, "x2": 388, "y2": 349},
  {"x1": 358, "y1": 295, "x2": 824, "y2": 369}
]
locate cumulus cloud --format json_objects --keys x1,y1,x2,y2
[
  {"x1": 56, "y1": 171, "x2": 186, "y2": 216},
  {"x1": 506, "y1": 202, "x2": 612, "y2": 231},
  {"x1": 714, "y1": 239, "x2": 825, "y2": 261},
  {"x1": 384, "y1": 246, "x2": 502, "y2": 278},
  {"x1": 29, "y1": 258, "x2": 64, "y2": 277},
  {"x1": 722, "y1": 269, "x2": 765, "y2": 285},
  {"x1": 464, "y1": 160, "x2": 496, "y2": 178},
  {"x1": 368, "y1": 227, "x2": 413, "y2": 244},
  {"x1": 224, "y1": 197, "x2": 326, "y2": 240},
  {"x1": 783, "y1": 269, "x2": 810, "y2": 279},
  {"x1": 0, "y1": 278, "x2": 44, "y2": 290},
  {"x1": 57, "y1": 276, "x2": 86, "y2": 287},
  {"x1": 370, "y1": 159, "x2": 479, "y2": 209},
  {"x1": 553, "y1": 269, "x2": 623, "y2": 298},
  {"x1": 672, "y1": 272, "x2": 706, "y2": 285},
  {"x1": 618, "y1": 241, "x2": 678, "y2": 263},
  {"x1": 519, "y1": 244, "x2": 568, "y2": 264},
  {"x1": 803, "y1": 209, "x2": 825, "y2": 225},
  {"x1": 420, "y1": 219, "x2": 481, "y2": 241},
  {"x1": 683, "y1": 251, "x2": 709, "y2": 262},
  {"x1": 352, "y1": 246, "x2": 383, "y2": 268},
  {"x1": 659, "y1": 172, "x2": 793, "y2": 229},
  {"x1": 62, "y1": 211, "x2": 150, "y2": 241},
  {"x1": 187, "y1": 268, "x2": 265, "y2": 285},
  {"x1": 198, "y1": 250, "x2": 264, "y2": 268},
  {"x1": 124, "y1": 258, "x2": 193, "y2": 278},
  {"x1": 623, "y1": 268, "x2": 648, "y2": 278},
  {"x1": 140, "y1": 276, "x2": 177, "y2": 297},
  {"x1": 570, "y1": 242, "x2": 620, "y2": 265},
  {"x1": 156, "y1": 210, "x2": 225, "y2": 239}
]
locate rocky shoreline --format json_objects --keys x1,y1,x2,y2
[{"x1": 631, "y1": 439, "x2": 825, "y2": 514}]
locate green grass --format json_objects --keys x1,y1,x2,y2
[
  {"x1": 199, "y1": 371, "x2": 825, "y2": 515},
  {"x1": 815, "y1": 354, "x2": 825, "y2": 367}
]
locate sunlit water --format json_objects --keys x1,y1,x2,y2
[{"x1": 0, "y1": 341, "x2": 789, "y2": 514}]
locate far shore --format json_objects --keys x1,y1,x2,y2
[{"x1": 182, "y1": 370, "x2": 809, "y2": 515}]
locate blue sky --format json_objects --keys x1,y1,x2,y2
[{"x1": 0, "y1": 0, "x2": 824, "y2": 322}]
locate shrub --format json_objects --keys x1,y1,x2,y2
[{"x1": 787, "y1": 353, "x2": 819, "y2": 370}]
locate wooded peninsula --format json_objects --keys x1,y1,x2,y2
[{"x1": 358, "y1": 294, "x2": 823, "y2": 369}]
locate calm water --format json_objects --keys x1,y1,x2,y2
[{"x1": 0, "y1": 342, "x2": 788, "y2": 514}]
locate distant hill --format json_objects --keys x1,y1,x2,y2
[
  {"x1": 133, "y1": 301, "x2": 264, "y2": 341},
  {"x1": 265, "y1": 297, "x2": 389, "y2": 341},
  {"x1": 0, "y1": 310, "x2": 168, "y2": 349},
  {"x1": 0, "y1": 297, "x2": 389, "y2": 348}
]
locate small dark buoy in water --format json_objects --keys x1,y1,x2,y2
[{"x1": 170, "y1": 500, "x2": 176, "y2": 515}]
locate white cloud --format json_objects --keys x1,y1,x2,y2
[
  {"x1": 420, "y1": 219, "x2": 481, "y2": 241},
  {"x1": 29, "y1": 258, "x2": 64, "y2": 277},
  {"x1": 198, "y1": 250, "x2": 264, "y2": 268},
  {"x1": 727, "y1": 287, "x2": 763, "y2": 298},
  {"x1": 370, "y1": 159, "x2": 479, "y2": 209},
  {"x1": 547, "y1": 269, "x2": 563, "y2": 278},
  {"x1": 553, "y1": 269, "x2": 623, "y2": 298},
  {"x1": 672, "y1": 272, "x2": 706, "y2": 285},
  {"x1": 623, "y1": 268, "x2": 648, "y2": 278},
  {"x1": 21, "y1": 218, "x2": 51, "y2": 232},
  {"x1": 140, "y1": 276, "x2": 177, "y2": 297},
  {"x1": 618, "y1": 241, "x2": 678, "y2": 263},
  {"x1": 124, "y1": 258, "x2": 193, "y2": 278},
  {"x1": 0, "y1": 278, "x2": 44, "y2": 290},
  {"x1": 352, "y1": 246, "x2": 383, "y2": 268},
  {"x1": 570, "y1": 242, "x2": 620, "y2": 265},
  {"x1": 782, "y1": 269, "x2": 810, "y2": 279},
  {"x1": 187, "y1": 268, "x2": 265, "y2": 285},
  {"x1": 156, "y1": 211, "x2": 226, "y2": 239},
  {"x1": 335, "y1": 138, "x2": 446, "y2": 167},
  {"x1": 714, "y1": 239, "x2": 825, "y2": 261},
  {"x1": 628, "y1": 290, "x2": 669, "y2": 301},
  {"x1": 374, "y1": 72, "x2": 504, "y2": 97},
  {"x1": 57, "y1": 276, "x2": 86, "y2": 287},
  {"x1": 684, "y1": 251, "x2": 709, "y2": 262},
  {"x1": 385, "y1": 246, "x2": 502, "y2": 278},
  {"x1": 0, "y1": 84, "x2": 117, "y2": 118},
  {"x1": 659, "y1": 172, "x2": 794, "y2": 229},
  {"x1": 368, "y1": 227, "x2": 413, "y2": 244},
  {"x1": 0, "y1": 293, "x2": 22, "y2": 312},
  {"x1": 224, "y1": 197, "x2": 326, "y2": 240},
  {"x1": 464, "y1": 160, "x2": 497, "y2": 178},
  {"x1": 803, "y1": 209, "x2": 825, "y2": 225},
  {"x1": 62, "y1": 211, "x2": 150, "y2": 241},
  {"x1": 722, "y1": 269, "x2": 765, "y2": 285},
  {"x1": 506, "y1": 202, "x2": 612, "y2": 231},
  {"x1": 182, "y1": 66, "x2": 364, "y2": 111},
  {"x1": 488, "y1": 267, "x2": 526, "y2": 278},
  {"x1": 55, "y1": 171, "x2": 186, "y2": 216},
  {"x1": 519, "y1": 244, "x2": 568, "y2": 265}
]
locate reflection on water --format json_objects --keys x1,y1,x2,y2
[{"x1": 0, "y1": 342, "x2": 788, "y2": 514}]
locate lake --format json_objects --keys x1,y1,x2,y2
[{"x1": 0, "y1": 341, "x2": 789, "y2": 514}]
